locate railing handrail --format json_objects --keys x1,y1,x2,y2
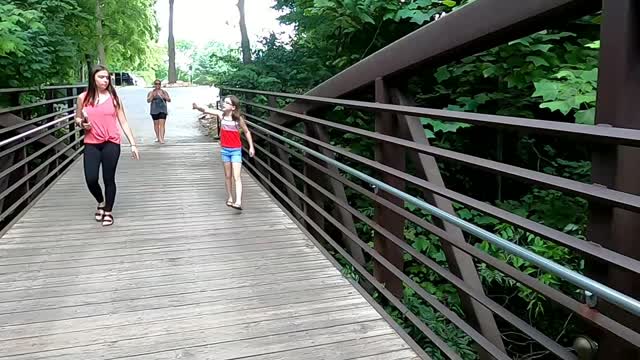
[
  {"x1": 0, "y1": 84, "x2": 86, "y2": 94},
  {"x1": 0, "y1": 95, "x2": 77, "y2": 115},
  {"x1": 246, "y1": 118, "x2": 640, "y2": 318},
  {"x1": 220, "y1": 87, "x2": 640, "y2": 147},
  {"x1": 0, "y1": 114, "x2": 74, "y2": 148}
]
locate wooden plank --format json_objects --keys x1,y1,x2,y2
[
  {"x1": 0, "y1": 260, "x2": 336, "y2": 301},
  {"x1": 1, "y1": 298, "x2": 374, "y2": 355},
  {"x1": 4, "y1": 314, "x2": 389, "y2": 359},
  {"x1": 0, "y1": 281, "x2": 356, "y2": 328},
  {"x1": 0, "y1": 273, "x2": 346, "y2": 315},
  {"x1": 0, "y1": 253, "x2": 327, "y2": 287},
  {"x1": 0, "y1": 286, "x2": 362, "y2": 340},
  {"x1": 349, "y1": 350, "x2": 423, "y2": 360},
  {"x1": 0, "y1": 244, "x2": 320, "y2": 274},
  {"x1": 0, "y1": 142, "x2": 421, "y2": 359},
  {"x1": 0, "y1": 234, "x2": 310, "y2": 264},
  {"x1": 240, "y1": 334, "x2": 414, "y2": 360},
  {"x1": 0, "y1": 239, "x2": 315, "y2": 266}
]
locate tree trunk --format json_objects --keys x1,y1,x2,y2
[
  {"x1": 167, "y1": 0, "x2": 177, "y2": 83},
  {"x1": 237, "y1": 0, "x2": 251, "y2": 64},
  {"x1": 96, "y1": 0, "x2": 106, "y2": 65}
]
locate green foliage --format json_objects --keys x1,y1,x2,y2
[
  {"x1": 385, "y1": 287, "x2": 476, "y2": 360},
  {"x1": 427, "y1": 28, "x2": 600, "y2": 122},
  {"x1": 455, "y1": 189, "x2": 586, "y2": 318},
  {"x1": 0, "y1": 0, "x2": 86, "y2": 87},
  {"x1": 0, "y1": 0, "x2": 158, "y2": 88},
  {"x1": 192, "y1": 42, "x2": 241, "y2": 85},
  {"x1": 100, "y1": 0, "x2": 158, "y2": 70},
  {"x1": 533, "y1": 67, "x2": 598, "y2": 124}
]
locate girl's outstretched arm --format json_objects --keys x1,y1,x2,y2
[{"x1": 192, "y1": 103, "x2": 222, "y2": 117}]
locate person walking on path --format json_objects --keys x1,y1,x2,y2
[
  {"x1": 75, "y1": 65, "x2": 140, "y2": 226},
  {"x1": 193, "y1": 95, "x2": 255, "y2": 210},
  {"x1": 147, "y1": 80, "x2": 171, "y2": 144}
]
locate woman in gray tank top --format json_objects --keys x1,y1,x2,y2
[{"x1": 147, "y1": 80, "x2": 171, "y2": 144}]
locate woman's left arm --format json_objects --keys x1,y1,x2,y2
[
  {"x1": 238, "y1": 116, "x2": 255, "y2": 157},
  {"x1": 116, "y1": 104, "x2": 140, "y2": 159},
  {"x1": 162, "y1": 90, "x2": 171, "y2": 102}
]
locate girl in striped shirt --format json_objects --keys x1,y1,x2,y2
[{"x1": 193, "y1": 96, "x2": 254, "y2": 210}]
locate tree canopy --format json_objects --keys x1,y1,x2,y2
[{"x1": 0, "y1": 0, "x2": 159, "y2": 88}]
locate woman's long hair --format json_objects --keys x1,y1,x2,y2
[{"x1": 83, "y1": 65, "x2": 121, "y2": 108}]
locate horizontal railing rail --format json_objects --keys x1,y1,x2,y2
[{"x1": 222, "y1": 87, "x2": 640, "y2": 147}]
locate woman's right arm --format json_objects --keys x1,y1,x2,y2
[
  {"x1": 74, "y1": 94, "x2": 85, "y2": 125},
  {"x1": 146, "y1": 91, "x2": 154, "y2": 103}
]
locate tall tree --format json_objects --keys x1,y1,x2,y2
[
  {"x1": 95, "y1": 0, "x2": 106, "y2": 65},
  {"x1": 167, "y1": 0, "x2": 177, "y2": 83},
  {"x1": 237, "y1": 0, "x2": 251, "y2": 64}
]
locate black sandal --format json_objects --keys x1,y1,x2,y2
[
  {"x1": 102, "y1": 213, "x2": 114, "y2": 227},
  {"x1": 231, "y1": 203, "x2": 243, "y2": 210},
  {"x1": 95, "y1": 206, "x2": 105, "y2": 221}
]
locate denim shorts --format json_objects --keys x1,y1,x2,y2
[{"x1": 221, "y1": 147, "x2": 242, "y2": 163}]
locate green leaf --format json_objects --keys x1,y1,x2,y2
[
  {"x1": 422, "y1": 117, "x2": 471, "y2": 133},
  {"x1": 530, "y1": 44, "x2": 553, "y2": 52},
  {"x1": 532, "y1": 81, "x2": 559, "y2": 101},
  {"x1": 540, "y1": 101, "x2": 572, "y2": 115},
  {"x1": 313, "y1": 0, "x2": 333, "y2": 7},
  {"x1": 581, "y1": 68, "x2": 598, "y2": 83},
  {"x1": 575, "y1": 108, "x2": 596, "y2": 125},
  {"x1": 434, "y1": 67, "x2": 451, "y2": 82},
  {"x1": 573, "y1": 95, "x2": 596, "y2": 105},
  {"x1": 396, "y1": 9, "x2": 433, "y2": 25},
  {"x1": 526, "y1": 56, "x2": 549, "y2": 67},
  {"x1": 585, "y1": 40, "x2": 600, "y2": 49},
  {"x1": 482, "y1": 66, "x2": 497, "y2": 78},
  {"x1": 442, "y1": 0, "x2": 457, "y2": 7},
  {"x1": 457, "y1": 208, "x2": 473, "y2": 220},
  {"x1": 358, "y1": 13, "x2": 376, "y2": 24},
  {"x1": 413, "y1": 236, "x2": 429, "y2": 251}
]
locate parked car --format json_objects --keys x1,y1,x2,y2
[{"x1": 113, "y1": 72, "x2": 135, "y2": 86}]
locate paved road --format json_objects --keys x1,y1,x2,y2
[{"x1": 117, "y1": 86, "x2": 218, "y2": 145}]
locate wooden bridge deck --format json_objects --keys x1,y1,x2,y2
[{"x1": 0, "y1": 143, "x2": 421, "y2": 360}]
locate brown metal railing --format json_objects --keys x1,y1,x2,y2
[
  {"x1": 0, "y1": 84, "x2": 86, "y2": 232},
  {"x1": 216, "y1": 1, "x2": 640, "y2": 359},
  {"x1": 221, "y1": 85, "x2": 640, "y2": 360}
]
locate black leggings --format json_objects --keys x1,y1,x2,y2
[{"x1": 83, "y1": 142, "x2": 121, "y2": 212}]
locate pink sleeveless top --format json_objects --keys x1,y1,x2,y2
[{"x1": 82, "y1": 94, "x2": 121, "y2": 144}]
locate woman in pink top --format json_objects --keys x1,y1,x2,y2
[{"x1": 75, "y1": 65, "x2": 140, "y2": 226}]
